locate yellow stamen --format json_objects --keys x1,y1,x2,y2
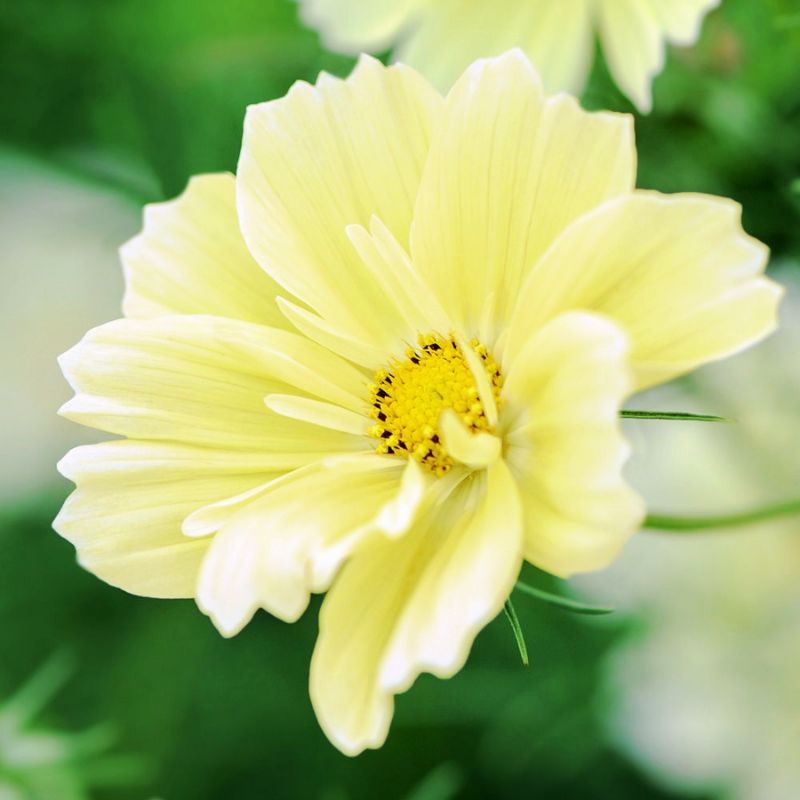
[{"x1": 367, "y1": 333, "x2": 502, "y2": 475}]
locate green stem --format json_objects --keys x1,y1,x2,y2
[
  {"x1": 645, "y1": 498, "x2": 800, "y2": 531},
  {"x1": 621, "y1": 410, "x2": 731, "y2": 423},
  {"x1": 502, "y1": 599, "x2": 529, "y2": 666},
  {"x1": 514, "y1": 581, "x2": 614, "y2": 616}
]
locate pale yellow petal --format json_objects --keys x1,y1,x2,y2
[
  {"x1": 506, "y1": 191, "x2": 782, "y2": 391},
  {"x1": 647, "y1": 0, "x2": 720, "y2": 45},
  {"x1": 373, "y1": 457, "x2": 428, "y2": 537},
  {"x1": 54, "y1": 441, "x2": 288, "y2": 598},
  {"x1": 237, "y1": 55, "x2": 443, "y2": 346},
  {"x1": 518, "y1": 0, "x2": 595, "y2": 96},
  {"x1": 411, "y1": 50, "x2": 635, "y2": 339},
  {"x1": 194, "y1": 456, "x2": 426, "y2": 636},
  {"x1": 380, "y1": 462, "x2": 521, "y2": 690},
  {"x1": 396, "y1": 0, "x2": 594, "y2": 96},
  {"x1": 310, "y1": 462, "x2": 522, "y2": 756},
  {"x1": 345, "y1": 217, "x2": 451, "y2": 350},
  {"x1": 183, "y1": 454, "x2": 421, "y2": 535},
  {"x1": 298, "y1": 0, "x2": 426, "y2": 53},
  {"x1": 596, "y1": 0, "x2": 662, "y2": 113},
  {"x1": 276, "y1": 296, "x2": 387, "y2": 370},
  {"x1": 503, "y1": 312, "x2": 644, "y2": 576},
  {"x1": 631, "y1": 280, "x2": 783, "y2": 389},
  {"x1": 279, "y1": 213, "x2": 451, "y2": 365},
  {"x1": 265, "y1": 394, "x2": 370, "y2": 436},
  {"x1": 439, "y1": 410, "x2": 501, "y2": 469},
  {"x1": 59, "y1": 315, "x2": 369, "y2": 451},
  {"x1": 456, "y1": 331, "x2": 499, "y2": 426},
  {"x1": 121, "y1": 173, "x2": 287, "y2": 327},
  {"x1": 596, "y1": 0, "x2": 718, "y2": 112}
]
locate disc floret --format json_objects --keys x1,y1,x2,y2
[{"x1": 368, "y1": 333, "x2": 502, "y2": 476}]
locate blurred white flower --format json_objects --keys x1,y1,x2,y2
[
  {"x1": 577, "y1": 269, "x2": 800, "y2": 800},
  {"x1": 0, "y1": 151, "x2": 137, "y2": 505},
  {"x1": 297, "y1": 0, "x2": 720, "y2": 112}
]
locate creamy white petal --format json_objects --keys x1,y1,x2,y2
[
  {"x1": 506, "y1": 191, "x2": 782, "y2": 391},
  {"x1": 596, "y1": 0, "x2": 719, "y2": 112},
  {"x1": 396, "y1": 0, "x2": 594, "y2": 96},
  {"x1": 503, "y1": 312, "x2": 644, "y2": 576},
  {"x1": 298, "y1": 0, "x2": 427, "y2": 53},
  {"x1": 59, "y1": 315, "x2": 370, "y2": 450},
  {"x1": 517, "y1": 0, "x2": 595, "y2": 96},
  {"x1": 648, "y1": 0, "x2": 721, "y2": 45},
  {"x1": 411, "y1": 50, "x2": 635, "y2": 339},
  {"x1": 122, "y1": 173, "x2": 288, "y2": 326},
  {"x1": 298, "y1": 0, "x2": 714, "y2": 112},
  {"x1": 310, "y1": 462, "x2": 522, "y2": 756},
  {"x1": 54, "y1": 441, "x2": 289, "y2": 598},
  {"x1": 237, "y1": 55, "x2": 443, "y2": 346},
  {"x1": 195, "y1": 456, "x2": 427, "y2": 635}
]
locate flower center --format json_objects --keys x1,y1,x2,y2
[{"x1": 368, "y1": 333, "x2": 502, "y2": 476}]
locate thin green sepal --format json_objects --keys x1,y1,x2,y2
[
  {"x1": 514, "y1": 581, "x2": 614, "y2": 616},
  {"x1": 621, "y1": 410, "x2": 732, "y2": 424},
  {"x1": 502, "y1": 599, "x2": 529, "y2": 666}
]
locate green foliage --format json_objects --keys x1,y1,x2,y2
[{"x1": 0, "y1": 652, "x2": 148, "y2": 800}]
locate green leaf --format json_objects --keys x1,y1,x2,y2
[
  {"x1": 620, "y1": 410, "x2": 732, "y2": 423},
  {"x1": 514, "y1": 581, "x2": 614, "y2": 616},
  {"x1": 502, "y1": 599, "x2": 529, "y2": 666}
]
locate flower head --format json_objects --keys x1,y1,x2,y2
[
  {"x1": 298, "y1": 0, "x2": 721, "y2": 112},
  {"x1": 55, "y1": 51, "x2": 780, "y2": 755}
]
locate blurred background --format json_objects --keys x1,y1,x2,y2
[{"x1": 0, "y1": 0, "x2": 798, "y2": 797}]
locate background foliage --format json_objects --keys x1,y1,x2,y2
[{"x1": 0, "y1": 0, "x2": 798, "y2": 797}]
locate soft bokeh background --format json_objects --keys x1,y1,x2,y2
[{"x1": 1, "y1": 1, "x2": 798, "y2": 798}]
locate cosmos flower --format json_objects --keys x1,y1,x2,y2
[
  {"x1": 297, "y1": 0, "x2": 721, "y2": 112},
  {"x1": 55, "y1": 51, "x2": 779, "y2": 755}
]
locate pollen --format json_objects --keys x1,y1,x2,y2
[{"x1": 367, "y1": 333, "x2": 502, "y2": 476}]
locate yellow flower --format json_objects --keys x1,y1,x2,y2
[
  {"x1": 298, "y1": 0, "x2": 720, "y2": 112},
  {"x1": 55, "y1": 51, "x2": 780, "y2": 755}
]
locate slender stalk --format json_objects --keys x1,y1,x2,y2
[
  {"x1": 645, "y1": 498, "x2": 800, "y2": 531},
  {"x1": 503, "y1": 599, "x2": 529, "y2": 666},
  {"x1": 514, "y1": 581, "x2": 614, "y2": 616},
  {"x1": 621, "y1": 410, "x2": 731, "y2": 423}
]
